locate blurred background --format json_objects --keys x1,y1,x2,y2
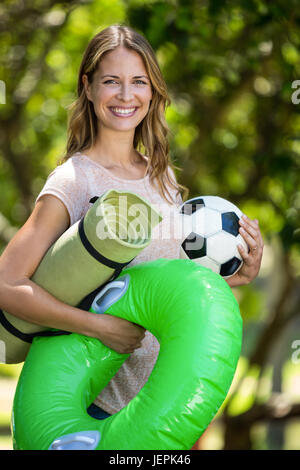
[{"x1": 0, "y1": 0, "x2": 299, "y2": 450}]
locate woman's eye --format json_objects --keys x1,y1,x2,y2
[{"x1": 103, "y1": 80, "x2": 147, "y2": 85}]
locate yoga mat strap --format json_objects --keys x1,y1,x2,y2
[
  {"x1": 78, "y1": 217, "x2": 132, "y2": 270},
  {"x1": 89, "y1": 196, "x2": 99, "y2": 204},
  {"x1": 76, "y1": 264, "x2": 126, "y2": 311},
  {"x1": 0, "y1": 309, "x2": 71, "y2": 343}
]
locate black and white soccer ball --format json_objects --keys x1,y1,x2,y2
[{"x1": 179, "y1": 196, "x2": 248, "y2": 279}]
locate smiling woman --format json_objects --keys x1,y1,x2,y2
[{"x1": 0, "y1": 24, "x2": 189, "y2": 441}]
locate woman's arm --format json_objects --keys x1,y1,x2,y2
[{"x1": 0, "y1": 195, "x2": 145, "y2": 354}]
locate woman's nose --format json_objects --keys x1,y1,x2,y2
[{"x1": 117, "y1": 83, "x2": 133, "y2": 101}]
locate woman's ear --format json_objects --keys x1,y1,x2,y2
[{"x1": 82, "y1": 74, "x2": 92, "y2": 101}]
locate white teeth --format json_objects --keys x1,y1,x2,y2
[{"x1": 111, "y1": 107, "x2": 136, "y2": 114}]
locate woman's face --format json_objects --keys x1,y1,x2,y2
[{"x1": 83, "y1": 47, "x2": 153, "y2": 133}]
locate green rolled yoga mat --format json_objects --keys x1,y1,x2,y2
[{"x1": 0, "y1": 189, "x2": 162, "y2": 364}]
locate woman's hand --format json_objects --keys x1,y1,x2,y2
[
  {"x1": 91, "y1": 314, "x2": 146, "y2": 355},
  {"x1": 227, "y1": 215, "x2": 264, "y2": 288}
]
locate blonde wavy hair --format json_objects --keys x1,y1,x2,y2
[{"x1": 60, "y1": 24, "x2": 188, "y2": 204}]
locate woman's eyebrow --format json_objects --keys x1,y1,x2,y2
[{"x1": 101, "y1": 74, "x2": 149, "y2": 80}]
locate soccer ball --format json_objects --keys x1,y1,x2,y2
[{"x1": 179, "y1": 196, "x2": 248, "y2": 279}]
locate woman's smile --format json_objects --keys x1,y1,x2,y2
[{"x1": 109, "y1": 106, "x2": 139, "y2": 117}]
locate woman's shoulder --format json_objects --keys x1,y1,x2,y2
[
  {"x1": 38, "y1": 153, "x2": 94, "y2": 203},
  {"x1": 43, "y1": 153, "x2": 93, "y2": 186},
  {"x1": 53, "y1": 152, "x2": 89, "y2": 173},
  {"x1": 36, "y1": 153, "x2": 92, "y2": 226}
]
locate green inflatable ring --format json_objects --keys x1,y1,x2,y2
[{"x1": 12, "y1": 258, "x2": 242, "y2": 450}]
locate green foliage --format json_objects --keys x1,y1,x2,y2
[
  {"x1": 127, "y1": 0, "x2": 300, "y2": 250},
  {"x1": 0, "y1": 0, "x2": 127, "y2": 225}
]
